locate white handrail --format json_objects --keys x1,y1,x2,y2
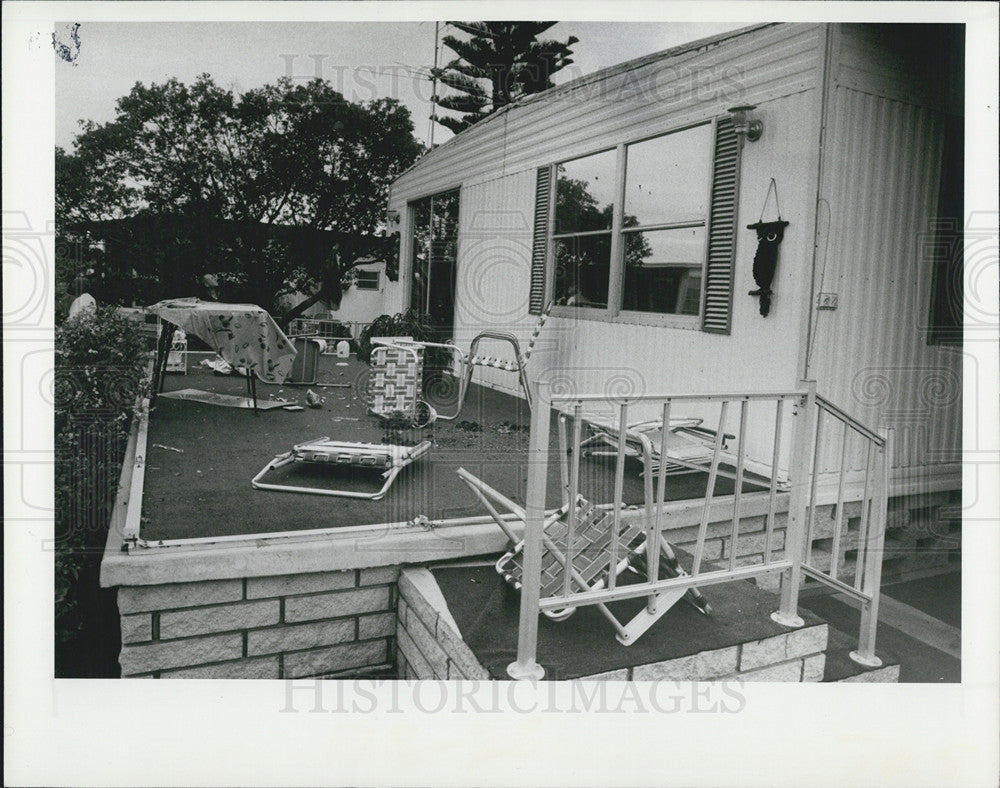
[{"x1": 506, "y1": 380, "x2": 891, "y2": 679}]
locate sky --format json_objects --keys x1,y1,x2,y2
[{"x1": 54, "y1": 20, "x2": 745, "y2": 150}]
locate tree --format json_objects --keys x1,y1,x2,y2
[
  {"x1": 56, "y1": 75, "x2": 424, "y2": 322},
  {"x1": 431, "y1": 22, "x2": 578, "y2": 135},
  {"x1": 552, "y1": 172, "x2": 651, "y2": 306}
]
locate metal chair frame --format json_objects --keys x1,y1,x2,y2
[{"x1": 252, "y1": 437, "x2": 432, "y2": 500}]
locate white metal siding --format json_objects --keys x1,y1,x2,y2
[
  {"x1": 450, "y1": 171, "x2": 544, "y2": 394},
  {"x1": 390, "y1": 23, "x2": 825, "y2": 204},
  {"x1": 807, "y1": 63, "x2": 962, "y2": 480}
]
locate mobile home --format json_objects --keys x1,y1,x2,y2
[
  {"x1": 386, "y1": 22, "x2": 963, "y2": 503},
  {"x1": 98, "y1": 22, "x2": 964, "y2": 681}
]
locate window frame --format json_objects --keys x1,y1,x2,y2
[
  {"x1": 353, "y1": 268, "x2": 381, "y2": 291},
  {"x1": 405, "y1": 186, "x2": 462, "y2": 315},
  {"x1": 547, "y1": 144, "x2": 619, "y2": 320},
  {"x1": 544, "y1": 118, "x2": 721, "y2": 330}
]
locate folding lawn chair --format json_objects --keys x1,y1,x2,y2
[
  {"x1": 367, "y1": 304, "x2": 552, "y2": 427},
  {"x1": 366, "y1": 337, "x2": 441, "y2": 427},
  {"x1": 252, "y1": 437, "x2": 432, "y2": 500},
  {"x1": 456, "y1": 468, "x2": 711, "y2": 645},
  {"x1": 581, "y1": 416, "x2": 789, "y2": 492}
]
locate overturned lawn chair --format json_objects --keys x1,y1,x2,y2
[
  {"x1": 580, "y1": 416, "x2": 789, "y2": 492},
  {"x1": 456, "y1": 468, "x2": 710, "y2": 646},
  {"x1": 252, "y1": 437, "x2": 432, "y2": 501}
]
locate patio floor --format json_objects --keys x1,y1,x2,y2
[{"x1": 140, "y1": 353, "x2": 751, "y2": 542}]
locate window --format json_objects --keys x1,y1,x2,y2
[
  {"x1": 354, "y1": 269, "x2": 380, "y2": 290},
  {"x1": 551, "y1": 148, "x2": 616, "y2": 308},
  {"x1": 409, "y1": 188, "x2": 460, "y2": 339},
  {"x1": 531, "y1": 119, "x2": 740, "y2": 330},
  {"x1": 620, "y1": 125, "x2": 712, "y2": 317},
  {"x1": 926, "y1": 113, "x2": 963, "y2": 345}
]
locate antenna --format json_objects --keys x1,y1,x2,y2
[{"x1": 428, "y1": 21, "x2": 440, "y2": 148}]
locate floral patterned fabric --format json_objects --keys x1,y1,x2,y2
[{"x1": 148, "y1": 298, "x2": 297, "y2": 383}]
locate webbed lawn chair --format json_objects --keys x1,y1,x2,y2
[
  {"x1": 366, "y1": 337, "x2": 440, "y2": 427},
  {"x1": 367, "y1": 304, "x2": 552, "y2": 427},
  {"x1": 456, "y1": 468, "x2": 710, "y2": 646},
  {"x1": 252, "y1": 437, "x2": 431, "y2": 500},
  {"x1": 581, "y1": 416, "x2": 789, "y2": 492}
]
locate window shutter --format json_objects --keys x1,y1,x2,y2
[
  {"x1": 529, "y1": 166, "x2": 552, "y2": 316},
  {"x1": 702, "y1": 117, "x2": 740, "y2": 334}
]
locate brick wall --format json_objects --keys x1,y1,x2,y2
[
  {"x1": 668, "y1": 489, "x2": 961, "y2": 593},
  {"x1": 395, "y1": 570, "x2": 490, "y2": 680},
  {"x1": 394, "y1": 567, "x2": 831, "y2": 681},
  {"x1": 118, "y1": 566, "x2": 399, "y2": 678}
]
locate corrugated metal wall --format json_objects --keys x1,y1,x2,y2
[
  {"x1": 806, "y1": 25, "x2": 962, "y2": 483},
  {"x1": 452, "y1": 170, "x2": 541, "y2": 394}
]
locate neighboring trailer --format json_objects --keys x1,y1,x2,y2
[{"x1": 386, "y1": 22, "x2": 962, "y2": 493}]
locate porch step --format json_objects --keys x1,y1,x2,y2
[
  {"x1": 801, "y1": 581, "x2": 960, "y2": 683},
  {"x1": 401, "y1": 558, "x2": 902, "y2": 682},
  {"x1": 821, "y1": 624, "x2": 900, "y2": 682}
]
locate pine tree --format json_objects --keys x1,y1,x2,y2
[{"x1": 431, "y1": 22, "x2": 578, "y2": 135}]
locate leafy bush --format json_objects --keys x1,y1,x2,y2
[
  {"x1": 55, "y1": 306, "x2": 149, "y2": 663},
  {"x1": 55, "y1": 306, "x2": 150, "y2": 432},
  {"x1": 357, "y1": 309, "x2": 450, "y2": 367}
]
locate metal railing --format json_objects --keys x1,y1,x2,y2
[
  {"x1": 802, "y1": 394, "x2": 892, "y2": 667},
  {"x1": 286, "y1": 318, "x2": 372, "y2": 344},
  {"x1": 508, "y1": 379, "x2": 891, "y2": 679}
]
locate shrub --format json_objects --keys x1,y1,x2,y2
[
  {"x1": 54, "y1": 306, "x2": 149, "y2": 663},
  {"x1": 357, "y1": 309, "x2": 450, "y2": 368}
]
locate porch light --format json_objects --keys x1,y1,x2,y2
[{"x1": 727, "y1": 104, "x2": 763, "y2": 142}]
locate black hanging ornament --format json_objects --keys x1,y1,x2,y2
[{"x1": 747, "y1": 179, "x2": 789, "y2": 317}]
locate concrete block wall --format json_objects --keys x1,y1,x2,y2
[
  {"x1": 394, "y1": 567, "x2": 830, "y2": 681},
  {"x1": 667, "y1": 510, "x2": 789, "y2": 593},
  {"x1": 396, "y1": 570, "x2": 490, "y2": 681},
  {"x1": 666, "y1": 489, "x2": 962, "y2": 594},
  {"x1": 631, "y1": 625, "x2": 830, "y2": 682},
  {"x1": 117, "y1": 566, "x2": 399, "y2": 678}
]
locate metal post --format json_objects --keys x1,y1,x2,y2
[
  {"x1": 850, "y1": 428, "x2": 891, "y2": 667},
  {"x1": 562, "y1": 406, "x2": 583, "y2": 598},
  {"x1": 763, "y1": 398, "x2": 785, "y2": 564},
  {"x1": 608, "y1": 403, "x2": 628, "y2": 591},
  {"x1": 508, "y1": 379, "x2": 550, "y2": 680},
  {"x1": 728, "y1": 399, "x2": 749, "y2": 573},
  {"x1": 830, "y1": 421, "x2": 850, "y2": 581},
  {"x1": 772, "y1": 380, "x2": 816, "y2": 628},
  {"x1": 693, "y1": 401, "x2": 729, "y2": 576}
]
